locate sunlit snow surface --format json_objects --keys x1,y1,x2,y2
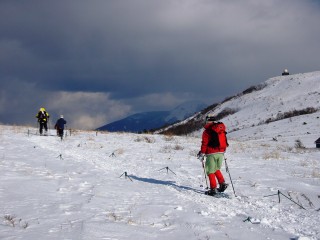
[
  {"x1": 0, "y1": 125, "x2": 319, "y2": 240},
  {"x1": 0, "y1": 71, "x2": 320, "y2": 239}
]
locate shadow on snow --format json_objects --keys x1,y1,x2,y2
[{"x1": 130, "y1": 175, "x2": 203, "y2": 194}]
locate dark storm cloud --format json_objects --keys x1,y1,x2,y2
[{"x1": 1, "y1": 0, "x2": 320, "y2": 129}]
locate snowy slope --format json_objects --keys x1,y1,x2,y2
[
  {"x1": 157, "y1": 72, "x2": 320, "y2": 141},
  {"x1": 207, "y1": 71, "x2": 320, "y2": 137},
  {"x1": 0, "y1": 123, "x2": 319, "y2": 240}
]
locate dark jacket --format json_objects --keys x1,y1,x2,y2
[
  {"x1": 55, "y1": 118, "x2": 67, "y2": 129},
  {"x1": 36, "y1": 111, "x2": 49, "y2": 123}
]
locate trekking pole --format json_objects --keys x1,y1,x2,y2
[
  {"x1": 48, "y1": 119, "x2": 51, "y2": 135},
  {"x1": 201, "y1": 157, "x2": 209, "y2": 189},
  {"x1": 36, "y1": 121, "x2": 39, "y2": 135},
  {"x1": 225, "y1": 157, "x2": 236, "y2": 196}
]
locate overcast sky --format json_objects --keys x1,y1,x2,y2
[{"x1": 1, "y1": 0, "x2": 320, "y2": 129}]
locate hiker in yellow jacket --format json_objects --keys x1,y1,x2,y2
[{"x1": 36, "y1": 107, "x2": 50, "y2": 135}]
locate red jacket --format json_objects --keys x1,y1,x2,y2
[{"x1": 200, "y1": 122, "x2": 228, "y2": 154}]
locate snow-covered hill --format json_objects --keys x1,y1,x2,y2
[
  {"x1": 0, "y1": 121, "x2": 319, "y2": 239},
  {"x1": 213, "y1": 71, "x2": 320, "y2": 138},
  {"x1": 163, "y1": 71, "x2": 320, "y2": 142},
  {"x1": 0, "y1": 71, "x2": 319, "y2": 239}
]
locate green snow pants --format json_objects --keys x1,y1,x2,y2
[{"x1": 205, "y1": 153, "x2": 224, "y2": 175}]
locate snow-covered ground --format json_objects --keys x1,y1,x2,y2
[
  {"x1": 1, "y1": 71, "x2": 319, "y2": 239},
  {"x1": 0, "y1": 124, "x2": 319, "y2": 240}
]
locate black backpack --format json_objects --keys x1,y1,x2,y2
[{"x1": 38, "y1": 111, "x2": 47, "y2": 121}]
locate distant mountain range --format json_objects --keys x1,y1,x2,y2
[{"x1": 97, "y1": 101, "x2": 206, "y2": 132}]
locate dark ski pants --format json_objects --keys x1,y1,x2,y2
[
  {"x1": 57, "y1": 128, "x2": 64, "y2": 138},
  {"x1": 39, "y1": 121, "x2": 48, "y2": 134}
]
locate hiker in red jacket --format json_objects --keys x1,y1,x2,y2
[{"x1": 197, "y1": 114, "x2": 229, "y2": 196}]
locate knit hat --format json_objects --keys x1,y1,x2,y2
[
  {"x1": 60, "y1": 115, "x2": 64, "y2": 118},
  {"x1": 205, "y1": 114, "x2": 215, "y2": 123}
]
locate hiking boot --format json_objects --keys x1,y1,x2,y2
[
  {"x1": 205, "y1": 188, "x2": 217, "y2": 196},
  {"x1": 217, "y1": 183, "x2": 228, "y2": 192}
]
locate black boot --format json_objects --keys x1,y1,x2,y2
[
  {"x1": 205, "y1": 188, "x2": 217, "y2": 196},
  {"x1": 217, "y1": 183, "x2": 228, "y2": 192}
]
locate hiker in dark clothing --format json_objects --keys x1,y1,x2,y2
[
  {"x1": 36, "y1": 107, "x2": 50, "y2": 135},
  {"x1": 55, "y1": 115, "x2": 67, "y2": 139}
]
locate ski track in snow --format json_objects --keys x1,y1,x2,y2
[{"x1": 0, "y1": 125, "x2": 319, "y2": 240}]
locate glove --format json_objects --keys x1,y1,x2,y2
[{"x1": 197, "y1": 151, "x2": 205, "y2": 161}]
